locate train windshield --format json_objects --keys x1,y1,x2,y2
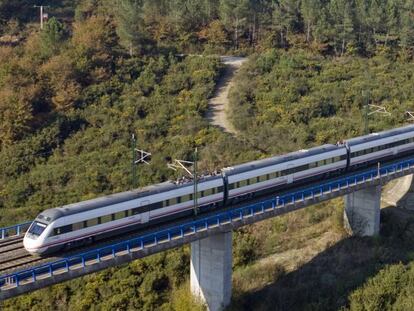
[{"x1": 28, "y1": 222, "x2": 47, "y2": 236}]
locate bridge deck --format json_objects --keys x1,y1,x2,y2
[{"x1": 1, "y1": 158, "x2": 414, "y2": 300}]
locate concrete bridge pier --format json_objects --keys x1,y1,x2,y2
[
  {"x1": 344, "y1": 185, "x2": 381, "y2": 236},
  {"x1": 190, "y1": 231, "x2": 232, "y2": 311}
]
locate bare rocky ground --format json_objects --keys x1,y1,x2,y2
[{"x1": 205, "y1": 56, "x2": 247, "y2": 135}]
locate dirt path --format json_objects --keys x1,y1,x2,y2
[{"x1": 205, "y1": 56, "x2": 247, "y2": 135}]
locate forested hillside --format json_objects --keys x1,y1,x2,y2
[
  {"x1": 2, "y1": 0, "x2": 414, "y2": 310},
  {"x1": 229, "y1": 49, "x2": 414, "y2": 154}
]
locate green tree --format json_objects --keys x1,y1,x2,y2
[
  {"x1": 219, "y1": 0, "x2": 250, "y2": 49},
  {"x1": 271, "y1": 0, "x2": 300, "y2": 48},
  {"x1": 116, "y1": 0, "x2": 147, "y2": 56},
  {"x1": 400, "y1": 2, "x2": 414, "y2": 50},
  {"x1": 301, "y1": 0, "x2": 321, "y2": 43},
  {"x1": 40, "y1": 17, "x2": 67, "y2": 59},
  {"x1": 328, "y1": 0, "x2": 356, "y2": 56}
]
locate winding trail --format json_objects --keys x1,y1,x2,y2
[{"x1": 206, "y1": 56, "x2": 247, "y2": 135}]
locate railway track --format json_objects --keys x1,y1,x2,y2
[
  {"x1": 2, "y1": 155, "x2": 411, "y2": 278},
  {"x1": 0, "y1": 237, "x2": 23, "y2": 251},
  {"x1": 0, "y1": 237, "x2": 38, "y2": 274},
  {"x1": 0, "y1": 184, "x2": 307, "y2": 276}
]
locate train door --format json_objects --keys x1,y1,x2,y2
[
  {"x1": 392, "y1": 138, "x2": 399, "y2": 155},
  {"x1": 141, "y1": 200, "x2": 150, "y2": 223},
  {"x1": 287, "y1": 164, "x2": 294, "y2": 184}
]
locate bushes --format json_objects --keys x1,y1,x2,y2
[
  {"x1": 229, "y1": 50, "x2": 414, "y2": 155},
  {"x1": 348, "y1": 263, "x2": 411, "y2": 311}
]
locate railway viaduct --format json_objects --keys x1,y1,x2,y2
[{"x1": 2, "y1": 158, "x2": 414, "y2": 311}]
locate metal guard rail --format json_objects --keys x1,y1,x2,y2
[
  {"x1": 0, "y1": 222, "x2": 32, "y2": 240},
  {"x1": 1, "y1": 157, "x2": 414, "y2": 291}
]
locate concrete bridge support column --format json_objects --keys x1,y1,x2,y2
[
  {"x1": 190, "y1": 231, "x2": 232, "y2": 311},
  {"x1": 344, "y1": 185, "x2": 381, "y2": 236}
]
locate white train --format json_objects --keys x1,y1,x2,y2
[{"x1": 24, "y1": 125, "x2": 414, "y2": 254}]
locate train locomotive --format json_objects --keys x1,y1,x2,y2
[{"x1": 24, "y1": 125, "x2": 414, "y2": 254}]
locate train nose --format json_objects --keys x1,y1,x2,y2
[{"x1": 23, "y1": 234, "x2": 42, "y2": 254}]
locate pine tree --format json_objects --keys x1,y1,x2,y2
[
  {"x1": 301, "y1": 0, "x2": 321, "y2": 43},
  {"x1": 40, "y1": 17, "x2": 66, "y2": 59},
  {"x1": 116, "y1": 0, "x2": 146, "y2": 56},
  {"x1": 219, "y1": 0, "x2": 250, "y2": 49}
]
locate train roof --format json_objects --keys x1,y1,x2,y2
[
  {"x1": 346, "y1": 124, "x2": 414, "y2": 146},
  {"x1": 37, "y1": 175, "x2": 221, "y2": 222},
  {"x1": 223, "y1": 144, "x2": 344, "y2": 176}
]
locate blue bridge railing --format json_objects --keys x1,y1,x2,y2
[
  {"x1": 0, "y1": 222, "x2": 32, "y2": 240},
  {"x1": 1, "y1": 157, "x2": 414, "y2": 294}
]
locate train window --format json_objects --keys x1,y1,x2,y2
[
  {"x1": 170, "y1": 198, "x2": 177, "y2": 205},
  {"x1": 204, "y1": 189, "x2": 213, "y2": 196},
  {"x1": 149, "y1": 202, "x2": 163, "y2": 210},
  {"x1": 326, "y1": 158, "x2": 332, "y2": 165},
  {"x1": 132, "y1": 208, "x2": 140, "y2": 215},
  {"x1": 239, "y1": 180, "x2": 248, "y2": 187},
  {"x1": 125, "y1": 210, "x2": 130, "y2": 217},
  {"x1": 197, "y1": 191, "x2": 204, "y2": 199},
  {"x1": 181, "y1": 195, "x2": 190, "y2": 202},
  {"x1": 28, "y1": 222, "x2": 47, "y2": 236},
  {"x1": 296, "y1": 164, "x2": 308, "y2": 173},
  {"x1": 54, "y1": 225, "x2": 72, "y2": 236},
  {"x1": 259, "y1": 175, "x2": 267, "y2": 182},
  {"x1": 212, "y1": 187, "x2": 216, "y2": 194},
  {"x1": 309, "y1": 162, "x2": 317, "y2": 169},
  {"x1": 101, "y1": 214, "x2": 112, "y2": 223},
  {"x1": 190, "y1": 193, "x2": 193, "y2": 200},
  {"x1": 236, "y1": 182, "x2": 240, "y2": 188},
  {"x1": 177, "y1": 196, "x2": 182, "y2": 204},
  {"x1": 73, "y1": 222, "x2": 84, "y2": 231},
  {"x1": 218, "y1": 186, "x2": 224, "y2": 192},
  {"x1": 87, "y1": 218, "x2": 99, "y2": 227},
  {"x1": 62, "y1": 225, "x2": 72, "y2": 233},
  {"x1": 114, "y1": 211, "x2": 125, "y2": 220},
  {"x1": 163, "y1": 200, "x2": 170, "y2": 207},
  {"x1": 228, "y1": 183, "x2": 235, "y2": 190}
]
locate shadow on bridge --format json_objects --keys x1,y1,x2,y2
[{"x1": 229, "y1": 207, "x2": 414, "y2": 311}]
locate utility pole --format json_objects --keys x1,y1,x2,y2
[
  {"x1": 131, "y1": 134, "x2": 151, "y2": 190},
  {"x1": 132, "y1": 134, "x2": 137, "y2": 189},
  {"x1": 193, "y1": 148, "x2": 198, "y2": 216},
  {"x1": 363, "y1": 90, "x2": 370, "y2": 135},
  {"x1": 34, "y1": 5, "x2": 49, "y2": 29},
  {"x1": 167, "y1": 147, "x2": 200, "y2": 216}
]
